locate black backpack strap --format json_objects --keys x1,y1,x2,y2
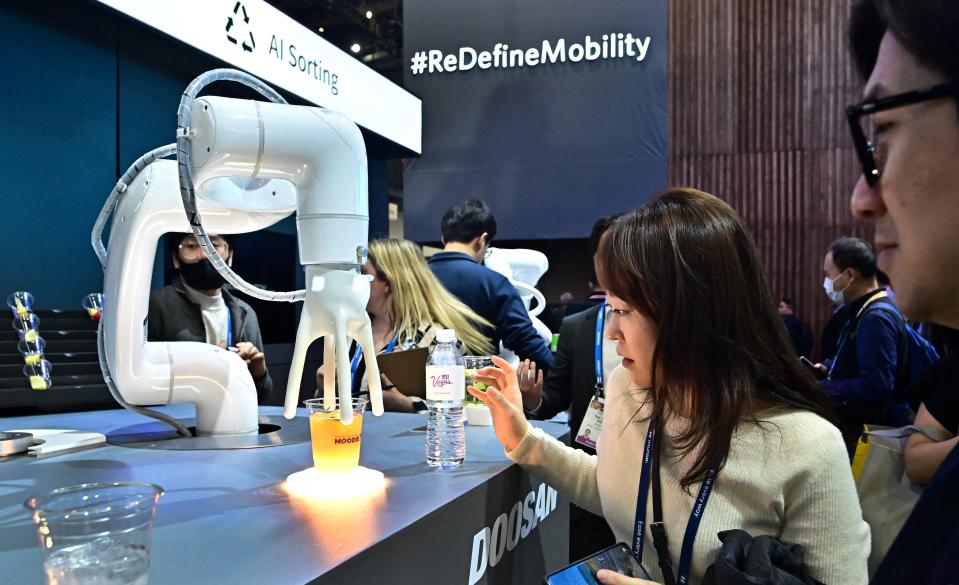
[{"x1": 856, "y1": 297, "x2": 911, "y2": 400}]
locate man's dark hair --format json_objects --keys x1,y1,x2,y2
[
  {"x1": 829, "y1": 236, "x2": 878, "y2": 279},
  {"x1": 440, "y1": 199, "x2": 497, "y2": 244},
  {"x1": 589, "y1": 214, "x2": 622, "y2": 283},
  {"x1": 850, "y1": 0, "x2": 959, "y2": 84}
]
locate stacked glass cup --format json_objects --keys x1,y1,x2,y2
[{"x1": 7, "y1": 291, "x2": 52, "y2": 390}]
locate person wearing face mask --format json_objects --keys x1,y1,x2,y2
[
  {"x1": 816, "y1": 236, "x2": 909, "y2": 454},
  {"x1": 147, "y1": 233, "x2": 272, "y2": 403}
]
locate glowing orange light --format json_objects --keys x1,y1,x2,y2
[
  {"x1": 284, "y1": 467, "x2": 388, "y2": 558},
  {"x1": 284, "y1": 466, "x2": 386, "y2": 501}
]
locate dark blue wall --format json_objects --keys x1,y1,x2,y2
[
  {"x1": 0, "y1": 3, "x2": 393, "y2": 313},
  {"x1": 0, "y1": 5, "x2": 117, "y2": 309}
]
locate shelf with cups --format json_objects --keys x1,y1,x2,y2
[{"x1": 2, "y1": 292, "x2": 113, "y2": 413}]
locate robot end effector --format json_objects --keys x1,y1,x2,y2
[{"x1": 186, "y1": 95, "x2": 385, "y2": 424}]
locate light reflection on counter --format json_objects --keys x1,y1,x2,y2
[
  {"x1": 284, "y1": 466, "x2": 386, "y2": 500},
  {"x1": 284, "y1": 467, "x2": 388, "y2": 557}
]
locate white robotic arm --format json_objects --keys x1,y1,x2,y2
[
  {"x1": 188, "y1": 96, "x2": 383, "y2": 424},
  {"x1": 102, "y1": 161, "x2": 296, "y2": 434},
  {"x1": 101, "y1": 88, "x2": 383, "y2": 434},
  {"x1": 483, "y1": 248, "x2": 553, "y2": 365}
]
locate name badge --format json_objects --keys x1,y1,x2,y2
[{"x1": 574, "y1": 395, "x2": 605, "y2": 449}]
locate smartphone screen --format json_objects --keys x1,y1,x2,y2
[
  {"x1": 799, "y1": 356, "x2": 826, "y2": 379},
  {"x1": 545, "y1": 543, "x2": 650, "y2": 585}
]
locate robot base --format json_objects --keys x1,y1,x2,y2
[{"x1": 106, "y1": 413, "x2": 310, "y2": 451}]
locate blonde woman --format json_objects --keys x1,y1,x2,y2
[{"x1": 317, "y1": 238, "x2": 494, "y2": 411}]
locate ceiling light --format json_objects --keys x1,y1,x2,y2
[
  {"x1": 365, "y1": 10, "x2": 373, "y2": 19},
  {"x1": 318, "y1": 27, "x2": 325, "y2": 32},
  {"x1": 350, "y1": 43, "x2": 361, "y2": 53}
]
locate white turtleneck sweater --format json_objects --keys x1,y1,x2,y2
[
  {"x1": 509, "y1": 366, "x2": 869, "y2": 584},
  {"x1": 182, "y1": 282, "x2": 230, "y2": 348}
]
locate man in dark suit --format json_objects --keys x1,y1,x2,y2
[
  {"x1": 518, "y1": 215, "x2": 620, "y2": 561},
  {"x1": 428, "y1": 199, "x2": 554, "y2": 372}
]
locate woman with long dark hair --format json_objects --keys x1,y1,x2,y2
[{"x1": 470, "y1": 188, "x2": 868, "y2": 584}]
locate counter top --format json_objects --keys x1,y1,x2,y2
[{"x1": 0, "y1": 405, "x2": 569, "y2": 584}]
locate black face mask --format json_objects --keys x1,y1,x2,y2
[{"x1": 179, "y1": 260, "x2": 226, "y2": 291}]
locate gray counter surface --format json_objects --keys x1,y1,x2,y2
[{"x1": 0, "y1": 405, "x2": 570, "y2": 584}]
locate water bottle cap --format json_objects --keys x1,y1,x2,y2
[{"x1": 435, "y1": 328, "x2": 457, "y2": 343}]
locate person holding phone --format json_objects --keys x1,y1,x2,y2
[{"x1": 469, "y1": 189, "x2": 869, "y2": 584}]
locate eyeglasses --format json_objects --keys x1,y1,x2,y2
[
  {"x1": 484, "y1": 243, "x2": 494, "y2": 259},
  {"x1": 847, "y1": 80, "x2": 959, "y2": 187},
  {"x1": 178, "y1": 239, "x2": 229, "y2": 259}
]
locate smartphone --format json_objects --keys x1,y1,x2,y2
[
  {"x1": 544, "y1": 543, "x2": 650, "y2": 585},
  {"x1": 799, "y1": 356, "x2": 826, "y2": 379}
]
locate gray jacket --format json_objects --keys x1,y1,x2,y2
[{"x1": 147, "y1": 279, "x2": 272, "y2": 403}]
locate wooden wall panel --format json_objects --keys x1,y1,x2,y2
[{"x1": 668, "y1": 0, "x2": 873, "y2": 356}]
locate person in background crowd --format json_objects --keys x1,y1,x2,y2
[
  {"x1": 816, "y1": 236, "x2": 909, "y2": 452},
  {"x1": 471, "y1": 188, "x2": 868, "y2": 585},
  {"x1": 584, "y1": 215, "x2": 619, "y2": 304},
  {"x1": 428, "y1": 199, "x2": 554, "y2": 373},
  {"x1": 517, "y1": 215, "x2": 620, "y2": 563},
  {"x1": 847, "y1": 0, "x2": 959, "y2": 580},
  {"x1": 316, "y1": 238, "x2": 493, "y2": 412},
  {"x1": 778, "y1": 297, "x2": 813, "y2": 357},
  {"x1": 148, "y1": 233, "x2": 271, "y2": 403}
]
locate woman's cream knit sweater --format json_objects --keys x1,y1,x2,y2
[{"x1": 508, "y1": 366, "x2": 869, "y2": 584}]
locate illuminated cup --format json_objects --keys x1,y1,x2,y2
[
  {"x1": 82, "y1": 293, "x2": 104, "y2": 321},
  {"x1": 6, "y1": 291, "x2": 34, "y2": 319},
  {"x1": 24, "y1": 360, "x2": 53, "y2": 391},
  {"x1": 18, "y1": 337, "x2": 46, "y2": 366},
  {"x1": 304, "y1": 397, "x2": 368, "y2": 472},
  {"x1": 13, "y1": 314, "x2": 42, "y2": 343},
  {"x1": 464, "y1": 356, "x2": 495, "y2": 425},
  {"x1": 25, "y1": 482, "x2": 163, "y2": 585}
]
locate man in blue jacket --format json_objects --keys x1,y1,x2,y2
[
  {"x1": 428, "y1": 200, "x2": 554, "y2": 373},
  {"x1": 847, "y1": 1, "x2": 959, "y2": 580},
  {"x1": 818, "y1": 236, "x2": 907, "y2": 453}
]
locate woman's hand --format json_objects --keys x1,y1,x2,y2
[
  {"x1": 467, "y1": 355, "x2": 530, "y2": 451},
  {"x1": 596, "y1": 570, "x2": 659, "y2": 585}
]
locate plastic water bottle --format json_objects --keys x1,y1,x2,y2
[{"x1": 426, "y1": 328, "x2": 466, "y2": 469}]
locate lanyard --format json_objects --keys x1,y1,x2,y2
[
  {"x1": 351, "y1": 335, "x2": 398, "y2": 381},
  {"x1": 594, "y1": 306, "x2": 607, "y2": 390},
  {"x1": 226, "y1": 311, "x2": 233, "y2": 348},
  {"x1": 633, "y1": 425, "x2": 719, "y2": 585}
]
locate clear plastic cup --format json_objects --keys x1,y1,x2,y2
[
  {"x1": 83, "y1": 293, "x2": 104, "y2": 321},
  {"x1": 13, "y1": 313, "x2": 41, "y2": 343},
  {"x1": 464, "y1": 356, "x2": 494, "y2": 397},
  {"x1": 25, "y1": 482, "x2": 164, "y2": 585},
  {"x1": 464, "y1": 356, "x2": 494, "y2": 425},
  {"x1": 304, "y1": 397, "x2": 368, "y2": 471},
  {"x1": 6, "y1": 291, "x2": 34, "y2": 319},
  {"x1": 24, "y1": 359, "x2": 53, "y2": 390},
  {"x1": 18, "y1": 337, "x2": 46, "y2": 366}
]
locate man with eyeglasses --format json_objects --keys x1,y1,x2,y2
[
  {"x1": 846, "y1": 0, "x2": 959, "y2": 581},
  {"x1": 148, "y1": 233, "x2": 272, "y2": 403},
  {"x1": 428, "y1": 199, "x2": 554, "y2": 374}
]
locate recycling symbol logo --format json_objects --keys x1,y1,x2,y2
[{"x1": 225, "y1": 1, "x2": 256, "y2": 53}]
